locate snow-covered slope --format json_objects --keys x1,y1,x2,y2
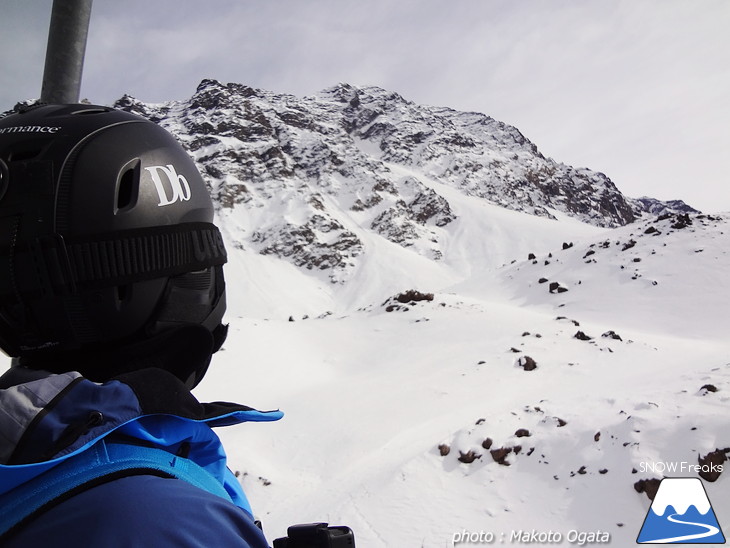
[
  {"x1": 194, "y1": 211, "x2": 730, "y2": 547},
  {"x1": 0, "y1": 82, "x2": 722, "y2": 546}
]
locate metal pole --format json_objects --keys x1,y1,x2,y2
[{"x1": 40, "y1": 0, "x2": 94, "y2": 104}]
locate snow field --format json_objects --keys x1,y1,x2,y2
[{"x1": 197, "y1": 214, "x2": 730, "y2": 545}]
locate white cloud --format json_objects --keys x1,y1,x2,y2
[{"x1": 2, "y1": 0, "x2": 729, "y2": 211}]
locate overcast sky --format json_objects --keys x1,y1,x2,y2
[{"x1": 3, "y1": 0, "x2": 729, "y2": 212}]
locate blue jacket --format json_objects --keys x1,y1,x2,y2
[{"x1": 0, "y1": 366, "x2": 283, "y2": 547}]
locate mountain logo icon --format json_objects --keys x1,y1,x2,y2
[{"x1": 637, "y1": 477, "x2": 725, "y2": 544}]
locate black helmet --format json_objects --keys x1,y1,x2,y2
[{"x1": 0, "y1": 104, "x2": 227, "y2": 385}]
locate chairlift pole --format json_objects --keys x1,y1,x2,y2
[{"x1": 40, "y1": 0, "x2": 94, "y2": 104}]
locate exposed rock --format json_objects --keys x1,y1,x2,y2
[
  {"x1": 556, "y1": 316, "x2": 580, "y2": 326},
  {"x1": 672, "y1": 213, "x2": 693, "y2": 229},
  {"x1": 698, "y1": 449, "x2": 729, "y2": 482},
  {"x1": 458, "y1": 450, "x2": 482, "y2": 464},
  {"x1": 518, "y1": 356, "x2": 538, "y2": 371},
  {"x1": 549, "y1": 282, "x2": 569, "y2": 294},
  {"x1": 490, "y1": 447, "x2": 513, "y2": 465},
  {"x1": 621, "y1": 240, "x2": 637, "y2": 251},
  {"x1": 394, "y1": 290, "x2": 435, "y2": 304},
  {"x1": 634, "y1": 478, "x2": 661, "y2": 500}
]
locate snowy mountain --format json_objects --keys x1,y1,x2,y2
[
  {"x1": 1, "y1": 81, "x2": 724, "y2": 546},
  {"x1": 100, "y1": 83, "x2": 730, "y2": 545},
  {"x1": 113, "y1": 79, "x2": 696, "y2": 300}
]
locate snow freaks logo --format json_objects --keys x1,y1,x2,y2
[
  {"x1": 637, "y1": 478, "x2": 726, "y2": 544},
  {"x1": 145, "y1": 164, "x2": 192, "y2": 207}
]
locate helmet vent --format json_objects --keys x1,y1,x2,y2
[
  {"x1": 116, "y1": 160, "x2": 140, "y2": 212},
  {"x1": 71, "y1": 107, "x2": 111, "y2": 116},
  {"x1": 8, "y1": 147, "x2": 44, "y2": 162}
]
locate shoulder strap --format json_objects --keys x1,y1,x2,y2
[{"x1": 0, "y1": 440, "x2": 236, "y2": 540}]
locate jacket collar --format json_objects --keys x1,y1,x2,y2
[{"x1": 0, "y1": 367, "x2": 282, "y2": 465}]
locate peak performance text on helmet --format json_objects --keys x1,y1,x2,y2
[{"x1": 0, "y1": 125, "x2": 61, "y2": 134}]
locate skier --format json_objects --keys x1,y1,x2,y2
[{"x1": 0, "y1": 103, "x2": 283, "y2": 547}]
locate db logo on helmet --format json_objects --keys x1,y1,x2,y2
[{"x1": 145, "y1": 164, "x2": 192, "y2": 206}]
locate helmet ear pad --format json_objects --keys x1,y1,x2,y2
[
  {"x1": 149, "y1": 265, "x2": 226, "y2": 336},
  {"x1": 40, "y1": 264, "x2": 229, "y2": 386}
]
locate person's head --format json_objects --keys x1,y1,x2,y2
[{"x1": 0, "y1": 103, "x2": 228, "y2": 387}]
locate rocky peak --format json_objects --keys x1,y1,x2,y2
[{"x1": 113, "y1": 79, "x2": 696, "y2": 283}]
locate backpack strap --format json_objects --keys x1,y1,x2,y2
[{"x1": 0, "y1": 440, "x2": 239, "y2": 540}]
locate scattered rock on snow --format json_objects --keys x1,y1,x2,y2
[
  {"x1": 491, "y1": 446, "x2": 513, "y2": 466},
  {"x1": 621, "y1": 239, "x2": 637, "y2": 251},
  {"x1": 698, "y1": 449, "x2": 729, "y2": 482},
  {"x1": 671, "y1": 213, "x2": 692, "y2": 229},
  {"x1": 517, "y1": 356, "x2": 538, "y2": 371},
  {"x1": 556, "y1": 316, "x2": 580, "y2": 326},
  {"x1": 394, "y1": 289, "x2": 434, "y2": 304},
  {"x1": 634, "y1": 478, "x2": 661, "y2": 501},
  {"x1": 549, "y1": 281, "x2": 569, "y2": 293},
  {"x1": 382, "y1": 289, "x2": 435, "y2": 312},
  {"x1": 458, "y1": 450, "x2": 482, "y2": 464}
]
